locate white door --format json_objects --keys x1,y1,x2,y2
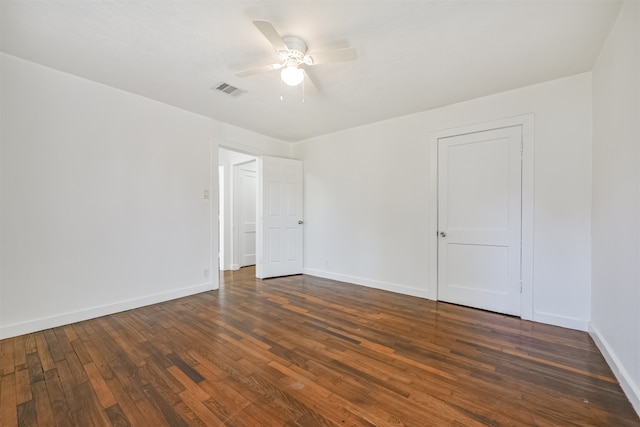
[
  {"x1": 235, "y1": 161, "x2": 257, "y2": 267},
  {"x1": 438, "y1": 126, "x2": 522, "y2": 316},
  {"x1": 257, "y1": 156, "x2": 304, "y2": 279}
]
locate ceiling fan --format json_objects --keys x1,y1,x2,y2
[{"x1": 236, "y1": 20, "x2": 357, "y2": 92}]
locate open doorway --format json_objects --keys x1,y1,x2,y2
[
  {"x1": 234, "y1": 159, "x2": 257, "y2": 268},
  {"x1": 218, "y1": 147, "x2": 258, "y2": 271}
]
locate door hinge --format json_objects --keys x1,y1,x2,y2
[{"x1": 520, "y1": 281, "x2": 523, "y2": 293}]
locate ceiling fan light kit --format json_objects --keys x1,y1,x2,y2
[{"x1": 281, "y1": 63, "x2": 304, "y2": 86}]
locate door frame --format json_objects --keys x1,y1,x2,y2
[
  {"x1": 218, "y1": 145, "x2": 259, "y2": 271},
  {"x1": 428, "y1": 114, "x2": 534, "y2": 320}
]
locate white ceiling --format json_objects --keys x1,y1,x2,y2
[{"x1": 1, "y1": 1, "x2": 622, "y2": 142}]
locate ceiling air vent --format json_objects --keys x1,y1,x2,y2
[{"x1": 212, "y1": 82, "x2": 246, "y2": 97}]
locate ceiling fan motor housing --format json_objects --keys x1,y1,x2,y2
[{"x1": 280, "y1": 36, "x2": 309, "y2": 64}]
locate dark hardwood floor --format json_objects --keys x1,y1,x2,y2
[{"x1": 0, "y1": 266, "x2": 638, "y2": 426}]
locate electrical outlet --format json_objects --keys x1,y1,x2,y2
[
  {"x1": 203, "y1": 268, "x2": 210, "y2": 278},
  {"x1": 203, "y1": 189, "x2": 210, "y2": 200}
]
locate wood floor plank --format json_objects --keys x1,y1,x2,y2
[
  {"x1": 23, "y1": 335, "x2": 37, "y2": 356},
  {"x1": 266, "y1": 360, "x2": 379, "y2": 427},
  {"x1": 25, "y1": 353, "x2": 44, "y2": 386},
  {"x1": 12, "y1": 336, "x2": 27, "y2": 373},
  {"x1": 42, "y1": 368, "x2": 74, "y2": 427},
  {"x1": 139, "y1": 354, "x2": 186, "y2": 398},
  {"x1": 177, "y1": 389, "x2": 226, "y2": 425},
  {"x1": 0, "y1": 266, "x2": 638, "y2": 426},
  {"x1": 29, "y1": 374, "x2": 54, "y2": 427},
  {"x1": 196, "y1": 376, "x2": 251, "y2": 422},
  {"x1": 83, "y1": 362, "x2": 117, "y2": 409},
  {"x1": 61, "y1": 348, "x2": 88, "y2": 388},
  {"x1": 1, "y1": 373, "x2": 18, "y2": 427},
  {"x1": 33, "y1": 335, "x2": 54, "y2": 373},
  {"x1": 138, "y1": 379, "x2": 189, "y2": 427},
  {"x1": 132, "y1": 397, "x2": 167, "y2": 427},
  {"x1": 62, "y1": 325, "x2": 79, "y2": 344},
  {"x1": 107, "y1": 355, "x2": 147, "y2": 404},
  {"x1": 14, "y1": 368, "x2": 32, "y2": 406},
  {"x1": 166, "y1": 353, "x2": 205, "y2": 384},
  {"x1": 100, "y1": 318, "x2": 148, "y2": 368},
  {"x1": 1, "y1": 339, "x2": 16, "y2": 376},
  {"x1": 166, "y1": 366, "x2": 209, "y2": 401},
  {"x1": 53, "y1": 359, "x2": 87, "y2": 415},
  {"x1": 68, "y1": 338, "x2": 92, "y2": 366},
  {"x1": 104, "y1": 403, "x2": 130, "y2": 427},
  {"x1": 42, "y1": 331, "x2": 65, "y2": 365},
  {"x1": 16, "y1": 399, "x2": 38, "y2": 427},
  {"x1": 104, "y1": 374, "x2": 147, "y2": 427}
]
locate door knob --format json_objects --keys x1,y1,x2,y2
[
  {"x1": 440, "y1": 231, "x2": 447, "y2": 237},
  {"x1": 298, "y1": 220, "x2": 304, "y2": 225}
]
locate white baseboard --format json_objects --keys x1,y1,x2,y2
[
  {"x1": 230, "y1": 264, "x2": 240, "y2": 271},
  {"x1": 589, "y1": 323, "x2": 640, "y2": 417},
  {"x1": 0, "y1": 281, "x2": 215, "y2": 340},
  {"x1": 532, "y1": 311, "x2": 589, "y2": 331},
  {"x1": 304, "y1": 269, "x2": 592, "y2": 332},
  {"x1": 303, "y1": 268, "x2": 432, "y2": 299}
]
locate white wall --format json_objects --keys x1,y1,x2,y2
[
  {"x1": 293, "y1": 72, "x2": 593, "y2": 331},
  {"x1": 590, "y1": 1, "x2": 640, "y2": 414},
  {"x1": 0, "y1": 53, "x2": 290, "y2": 339}
]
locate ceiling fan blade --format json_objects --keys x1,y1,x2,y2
[
  {"x1": 235, "y1": 63, "x2": 282, "y2": 78},
  {"x1": 308, "y1": 47, "x2": 357, "y2": 65},
  {"x1": 302, "y1": 69, "x2": 318, "y2": 94},
  {"x1": 253, "y1": 20, "x2": 289, "y2": 52}
]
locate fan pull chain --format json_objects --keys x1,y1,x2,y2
[{"x1": 278, "y1": 77, "x2": 306, "y2": 103}]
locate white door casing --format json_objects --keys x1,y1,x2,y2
[
  {"x1": 234, "y1": 161, "x2": 257, "y2": 267},
  {"x1": 435, "y1": 123, "x2": 530, "y2": 317},
  {"x1": 257, "y1": 156, "x2": 304, "y2": 279},
  {"x1": 218, "y1": 165, "x2": 225, "y2": 269}
]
